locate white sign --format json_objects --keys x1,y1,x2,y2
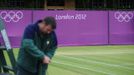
[
  {"x1": 0, "y1": 11, "x2": 23, "y2": 22},
  {"x1": 114, "y1": 11, "x2": 133, "y2": 22}
]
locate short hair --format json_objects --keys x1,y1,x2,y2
[{"x1": 43, "y1": 16, "x2": 57, "y2": 29}]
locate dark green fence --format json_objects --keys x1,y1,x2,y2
[
  {"x1": 0, "y1": 0, "x2": 45, "y2": 10},
  {"x1": 75, "y1": 0, "x2": 134, "y2": 10},
  {"x1": 0, "y1": 0, "x2": 133, "y2": 10}
]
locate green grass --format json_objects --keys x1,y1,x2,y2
[{"x1": 4, "y1": 45, "x2": 134, "y2": 75}]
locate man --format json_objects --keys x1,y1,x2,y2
[{"x1": 17, "y1": 17, "x2": 57, "y2": 75}]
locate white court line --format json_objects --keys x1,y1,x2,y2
[
  {"x1": 52, "y1": 61, "x2": 115, "y2": 75},
  {"x1": 56, "y1": 51, "x2": 134, "y2": 55},
  {"x1": 59, "y1": 55, "x2": 134, "y2": 71}
]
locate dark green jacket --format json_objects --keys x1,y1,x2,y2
[{"x1": 17, "y1": 21, "x2": 57, "y2": 73}]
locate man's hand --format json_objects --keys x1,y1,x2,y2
[{"x1": 43, "y1": 56, "x2": 51, "y2": 64}]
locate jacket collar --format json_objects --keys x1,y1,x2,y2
[{"x1": 34, "y1": 20, "x2": 40, "y2": 32}]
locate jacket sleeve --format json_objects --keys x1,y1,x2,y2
[
  {"x1": 22, "y1": 25, "x2": 45, "y2": 60},
  {"x1": 46, "y1": 32, "x2": 58, "y2": 59}
]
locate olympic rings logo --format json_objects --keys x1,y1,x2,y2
[
  {"x1": 0, "y1": 11, "x2": 23, "y2": 22},
  {"x1": 114, "y1": 11, "x2": 134, "y2": 22}
]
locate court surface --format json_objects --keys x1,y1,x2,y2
[{"x1": 4, "y1": 45, "x2": 134, "y2": 75}]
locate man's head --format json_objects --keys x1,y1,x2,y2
[{"x1": 38, "y1": 16, "x2": 56, "y2": 34}]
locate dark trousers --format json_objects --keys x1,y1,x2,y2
[{"x1": 17, "y1": 64, "x2": 48, "y2": 75}]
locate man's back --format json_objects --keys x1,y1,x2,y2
[{"x1": 17, "y1": 21, "x2": 57, "y2": 73}]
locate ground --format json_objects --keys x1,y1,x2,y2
[{"x1": 4, "y1": 45, "x2": 134, "y2": 75}]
